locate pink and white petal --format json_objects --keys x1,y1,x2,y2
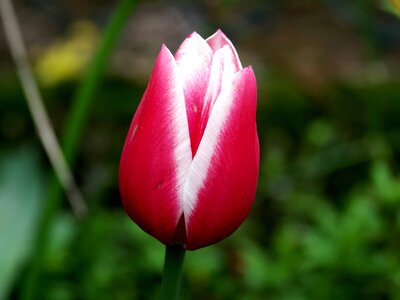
[
  {"x1": 119, "y1": 45, "x2": 192, "y2": 245},
  {"x1": 191, "y1": 45, "x2": 244, "y2": 158},
  {"x1": 206, "y1": 29, "x2": 242, "y2": 70},
  {"x1": 194, "y1": 45, "x2": 242, "y2": 156},
  {"x1": 175, "y1": 32, "x2": 213, "y2": 157},
  {"x1": 192, "y1": 49, "x2": 224, "y2": 152},
  {"x1": 183, "y1": 67, "x2": 259, "y2": 250},
  {"x1": 175, "y1": 32, "x2": 212, "y2": 63}
]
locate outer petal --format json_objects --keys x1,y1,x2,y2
[
  {"x1": 183, "y1": 67, "x2": 259, "y2": 250},
  {"x1": 175, "y1": 32, "x2": 213, "y2": 157},
  {"x1": 119, "y1": 45, "x2": 192, "y2": 245}
]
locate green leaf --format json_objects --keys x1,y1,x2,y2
[{"x1": 0, "y1": 147, "x2": 44, "y2": 299}]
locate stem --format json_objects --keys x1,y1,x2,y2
[
  {"x1": 20, "y1": 1, "x2": 137, "y2": 299},
  {"x1": 159, "y1": 245, "x2": 186, "y2": 300}
]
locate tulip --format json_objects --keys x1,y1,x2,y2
[{"x1": 119, "y1": 30, "x2": 259, "y2": 250}]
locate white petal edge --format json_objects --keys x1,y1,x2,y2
[{"x1": 162, "y1": 46, "x2": 193, "y2": 218}]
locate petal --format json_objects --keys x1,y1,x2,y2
[
  {"x1": 175, "y1": 32, "x2": 213, "y2": 157},
  {"x1": 119, "y1": 45, "x2": 192, "y2": 245},
  {"x1": 206, "y1": 29, "x2": 242, "y2": 70},
  {"x1": 181, "y1": 43, "x2": 241, "y2": 158},
  {"x1": 175, "y1": 32, "x2": 212, "y2": 63},
  {"x1": 193, "y1": 46, "x2": 234, "y2": 155},
  {"x1": 183, "y1": 67, "x2": 259, "y2": 250}
]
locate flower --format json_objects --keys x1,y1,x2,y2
[{"x1": 119, "y1": 30, "x2": 259, "y2": 250}]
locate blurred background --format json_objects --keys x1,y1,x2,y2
[{"x1": 1, "y1": 0, "x2": 400, "y2": 299}]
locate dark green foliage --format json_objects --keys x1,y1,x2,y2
[
  {"x1": 2, "y1": 76, "x2": 400, "y2": 299},
  {"x1": 1, "y1": 0, "x2": 400, "y2": 297}
]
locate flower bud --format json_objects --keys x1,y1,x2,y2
[{"x1": 119, "y1": 30, "x2": 259, "y2": 250}]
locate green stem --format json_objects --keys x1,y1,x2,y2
[
  {"x1": 159, "y1": 245, "x2": 186, "y2": 300},
  {"x1": 62, "y1": 0, "x2": 137, "y2": 161},
  {"x1": 20, "y1": 1, "x2": 137, "y2": 299}
]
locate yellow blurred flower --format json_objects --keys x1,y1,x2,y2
[
  {"x1": 35, "y1": 21, "x2": 99, "y2": 87},
  {"x1": 387, "y1": 0, "x2": 400, "y2": 16},
  {"x1": 391, "y1": 0, "x2": 400, "y2": 10}
]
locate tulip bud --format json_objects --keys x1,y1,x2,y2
[{"x1": 119, "y1": 30, "x2": 259, "y2": 250}]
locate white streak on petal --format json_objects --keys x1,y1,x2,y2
[
  {"x1": 182, "y1": 71, "x2": 236, "y2": 222},
  {"x1": 170, "y1": 67, "x2": 193, "y2": 215}
]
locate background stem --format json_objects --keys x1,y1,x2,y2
[
  {"x1": 159, "y1": 245, "x2": 186, "y2": 300},
  {"x1": 20, "y1": 0, "x2": 137, "y2": 299},
  {"x1": 0, "y1": 0, "x2": 86, "y2": 218}
]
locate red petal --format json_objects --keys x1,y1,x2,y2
[
  {"x1": 183, "y1": 67, "x2": 259, "y2": 250},
  {"x1": 119, "y1": 45, "x2": 191, "y2": 245}
]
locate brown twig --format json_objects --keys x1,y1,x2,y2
[{"x1": 0, "y1": 0, "x2": 87, "y2": 218}]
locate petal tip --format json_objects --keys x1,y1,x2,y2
[
  {"x1": 206, "y1": 30, "x2": 243, "y2": 69},
  {"x1": 160, "y1": 43, "x2": 172, "y2": 54},
  {"x1": 156, "y1": 44, "x2": 176, "y2": 65},
  {"x1": 237, "y1": 65, "x2": 255, "y2": 78},
  {"x1": 187, "y1": 31, "x2": 200, "y2": 38},
  {"x1": 207, "y1": 29, "x2": 227, "y2": 43}
]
